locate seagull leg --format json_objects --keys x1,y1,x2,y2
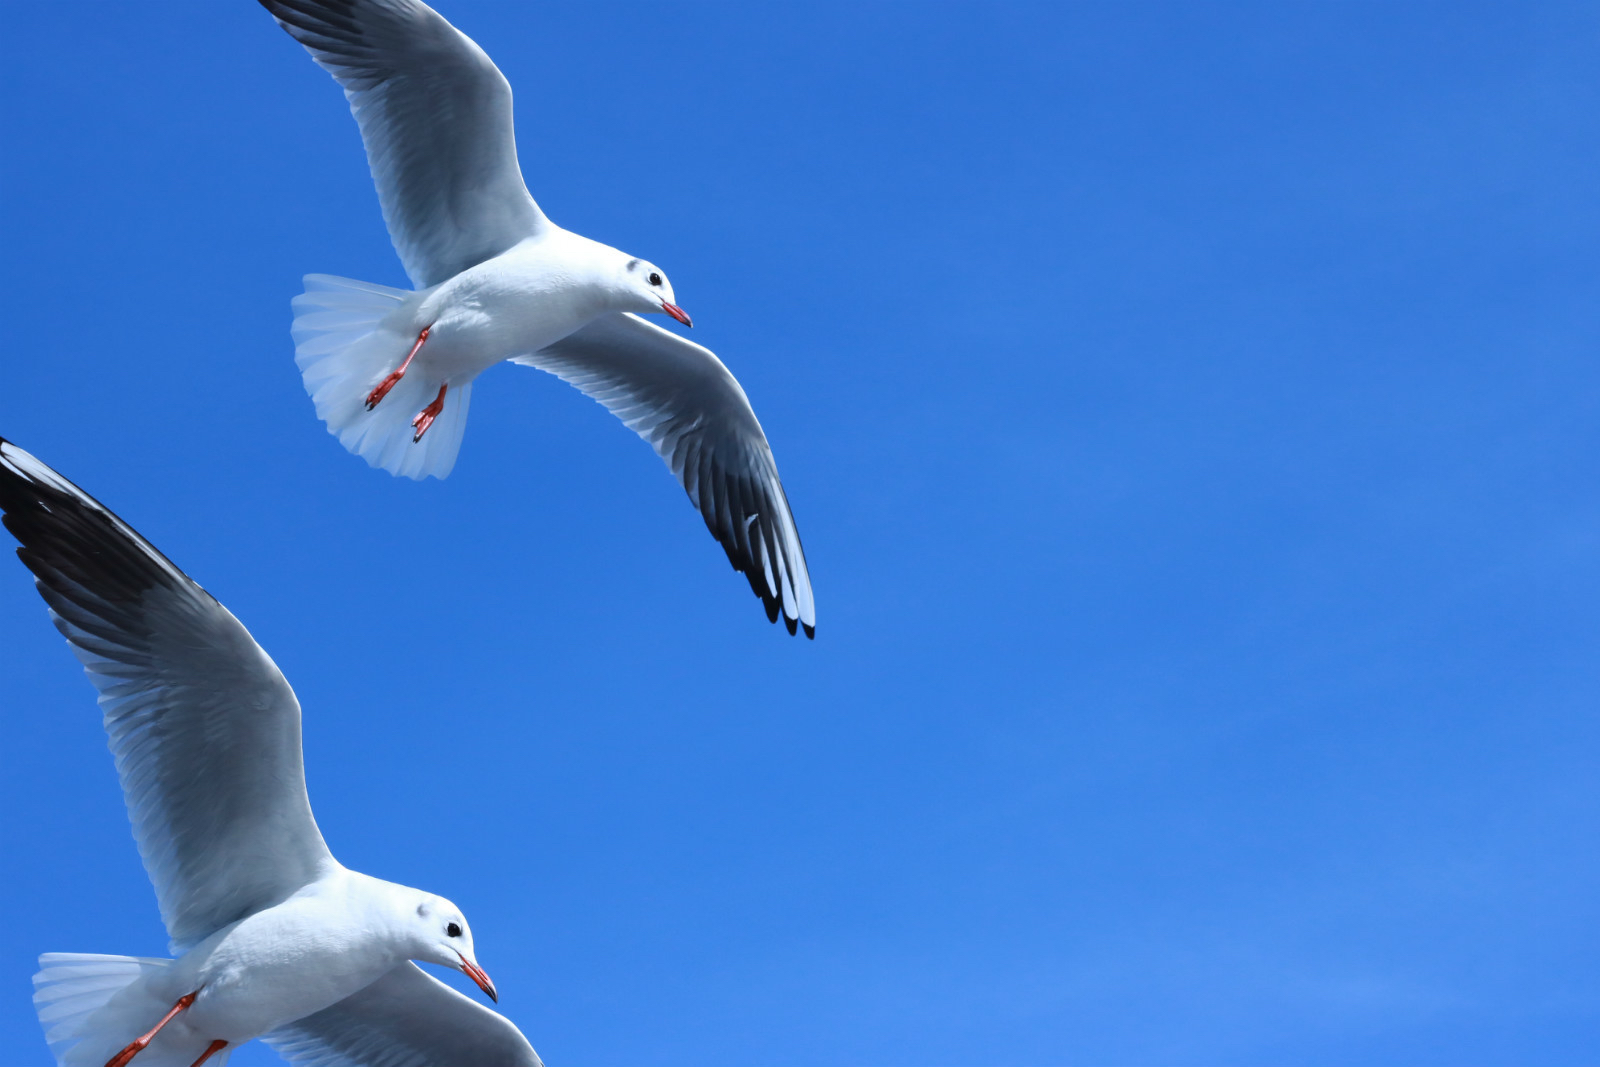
[
  {"x1": 189, "y1": 1040, "x2": 228, "y2": 1067},
  {"x1": 103, "y1": 992, "x2": 198, "y2": 1067},
  {"x1": 411, "y1": 383, "x2": 449, "y2": 443},
  {"x1": 366, "y1": 325, "x2": 431, "y2": 411}
]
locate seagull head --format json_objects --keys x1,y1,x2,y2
[
  {"x1": 407, "y1": 894, "x2": 499, "y2": 1003},
  {"x1": 619, "y1": 255, "x2": 692, "y2": 327}
]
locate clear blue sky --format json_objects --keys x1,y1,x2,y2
[{"x1": 3, "y1": 3, "x2": 1599, "y2": 1064}]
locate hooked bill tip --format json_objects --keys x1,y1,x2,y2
[
  {"x1": 662, "y1": 302, "x2": 693, "y2": 328},
  {"x1": 459, "y1": 956, "x2": 498, "y2": 1002}
]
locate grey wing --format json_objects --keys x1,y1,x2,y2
[
  {"x1": 515, "y1": 313, "x2": 816, "y2": 637},
  {"x1": 0, "y1": 441, "x2": 335, "y2": 952},
  {"x1": 260, "y1": 0, "x2": 548, "y2": 287},
  {"x1": 263, "y1": 963, "x2": 543, "y2": 1067}
]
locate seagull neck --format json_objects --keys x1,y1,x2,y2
[
  {"x1": 330, "y1": 872, "x2": 422, "y2": 959},
  {"x1": 542, "y1": 229, "x2": 649, "y2": 315}
]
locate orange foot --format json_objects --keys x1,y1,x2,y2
[
  {"x1": 365, "y1": 369, "x2": 405, "y2": 411},
  {"x1": 412, "y1": 383, "x2": 449, "y2": 443},
  {"x1": 366, "y1": 325, "x2": 432, "y2": 411},
  {"x1": 105, "y1": 992, "x2": 197, "y2": 1067}
]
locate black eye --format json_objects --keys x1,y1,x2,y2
[
  {"x1": 447, "y1": 922, "x2": 462, "y2": 938},
  {"x1": 649, "y1": 272, "x2": 662, "y2": 287}
]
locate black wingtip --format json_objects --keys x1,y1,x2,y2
[
  {"x1": 0, "y1": 440, "x2": 193, "y2": 613},
  {"x1": 783, "y1": 615, "x2": 798, "y2": 636},
  {"x1": 802, "y1": 622, "x2": 815, "y2": 640}
]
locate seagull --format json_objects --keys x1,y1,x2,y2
[
  {"x1": 260, "y1": 0, "x2": 816, "y2": 638},
  {"x1": 0, "y1": 440, "x2": 542, "y2": 1067}
]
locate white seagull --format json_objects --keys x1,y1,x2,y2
[
  {"x1": 0, "y1": 440, "x2": 542, "y2": 1067},
  {"x1": 260, "y1": 0, "x2": 816, "y2": 637}
]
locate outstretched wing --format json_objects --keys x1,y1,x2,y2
[
  {"x1": 264, "y1": 963, "x2": 543, "y2": 1067},
  {"x1": 260, "y1": 0, "x2": 548, "y2": 287},
  {"x1": 0, "y1": 440, "x2": 336, "y2": 951},
  {"x1": 516, "y1": 312, "x2": 816, "y2": 636}
]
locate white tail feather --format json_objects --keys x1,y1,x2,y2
[
  {"x1": 290, "y1": 274, "x2": 473, "y2": 481},
  {"x1": 33, "y1": 953, "x2": 232, "y2": 1067}
]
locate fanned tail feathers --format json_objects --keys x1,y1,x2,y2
[
  {"x1": 290, "y1": 274, "x2": 472, "y2": 480},
  {"x1": 33, "y1": 953, "x2": 231, "y2": 1067}
]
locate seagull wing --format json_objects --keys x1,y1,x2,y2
[
  {"x1": 0, "y1": 441, "x2": 336, "y2": 952},
  {"x1": 514, "y1": 313, "x2": 816, "y2": 636},
  {"x1": 263, "y1": 962, "x2": 543, "y2": 1067},
  {"x1": 260, "y1": 0, "x2": 548, "y2": 287}
]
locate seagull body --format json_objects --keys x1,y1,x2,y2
[
  {"x1": 263, "y1": 0, "x2": 816, "y2": 635},
  {"x1": 138, "y1": 873, "x2": 398, "y2": 1045},
  {"x1": 65, "y1": 872, "x2": 478, "y2": 1062},
  {"x1": 355, "y1": 230, "x2": 664, "y2": 386},
  {"x1": 0, "y1": 441, "x2": 538, "y2": 1067}
]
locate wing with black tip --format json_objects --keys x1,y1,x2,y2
[
  {"x1": 515, "y1": 313, "x2": 816, "y2": 637},
  {"x1": 0, "y1": 440, "x2": 336, "y2": 951}
]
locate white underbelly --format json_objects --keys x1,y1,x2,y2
[
  {"x1": 403, "y1": 244, "x2": 604, "y2": 383},
  {"x1": 175, "y1": 908, "x2": 398, "y2": 1042},
  {"x1": 184, "y1": 954, "x2": 387, "y2": 1041},
  {"x1": 415, "y1": 306, "x2": 590, "y2": 383}
]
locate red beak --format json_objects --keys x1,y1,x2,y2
[
  {"x1": 662, "y1": 302, "x2": 693, "y2": 327},
  {"x1": 457, "y1": 955, "x2": 498, "y2": 1003}
]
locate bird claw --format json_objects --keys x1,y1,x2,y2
[
  {"x1": 411, "y1": 385, "x2": 448, "y2": 443},
  {"x1": 366, "y1": 325, "x2": 433, "y2": 411},
  {"x1": 366, "y1": 371, "x2": 405, "y2": 411}
]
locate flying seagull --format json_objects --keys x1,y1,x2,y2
[
  {"x1": 260, "y1": 0, "x2": 816, "y2": 637},
  {"x1": 1, "y1": 440, "x2": 542, "y2": 1067}
]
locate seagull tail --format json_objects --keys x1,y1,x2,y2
[
  {"x1": 290, "y1": 273, "x2": 475, "y2": 481},
  {"x1": 33, "y1": 952, "x2": 232, "y2": 1067}
]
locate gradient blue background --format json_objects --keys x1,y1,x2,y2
[{"x1": 4, "y1": 3, "x2": 1599, "y2": 1064}]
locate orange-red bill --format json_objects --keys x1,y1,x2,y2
[
  {"x1": 458, "y1": 955, "x2": 498, "y2": 1002},
  {"x1": 662, "y1": 302, "x2": 693, "y2": 327}
]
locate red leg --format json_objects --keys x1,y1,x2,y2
[
  {"x1": 104, "y1": 992, "x2": 197, "y2": 1067},
  {"x1": 411, "y1": 383, "x2": 449, "y2": 443},
  {"x1": 189, "y1": 1039, "x2": 228, "y2": 1067},
  {"x1": 366, "y1": 325, "x2": 431, "y2": 411}
]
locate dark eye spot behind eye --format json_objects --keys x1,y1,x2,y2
[
  {"x1": 649, "y1": 272, "x2": 663, "y2": 287},
  {"x1": 447, "y1": 922, "x2": 462, "y2": 938}
]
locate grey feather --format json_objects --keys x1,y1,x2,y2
[
  {"x1": 263, "y1": 963, "x2": 543, "y2": 1067},
  {"x1": 515, "y1": 313, "x2": 815, "y2": 636},
  {"x1": 0, "y1": 440, "x2": 336, "y2": 952},
  {"x1": 260, "y1": 0, "x2": 548, "y2": 286}
]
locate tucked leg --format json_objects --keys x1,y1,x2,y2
[
  {"x1": 104, "y1": 992, "x2": 197, "y2": 1067},
  {"x1": 411, "y1": 383, "x2": 449, "y2": 443},
  {"x1": 190, "y1": 1040, "x2": 228, "y2": 1067},
  {"x1": 366, "y1": 325, "x2": 431, "y2": 411}
]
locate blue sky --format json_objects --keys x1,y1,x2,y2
[{"x1": 4, "y1": 2, "x2": 1599, "y2": 1064}]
